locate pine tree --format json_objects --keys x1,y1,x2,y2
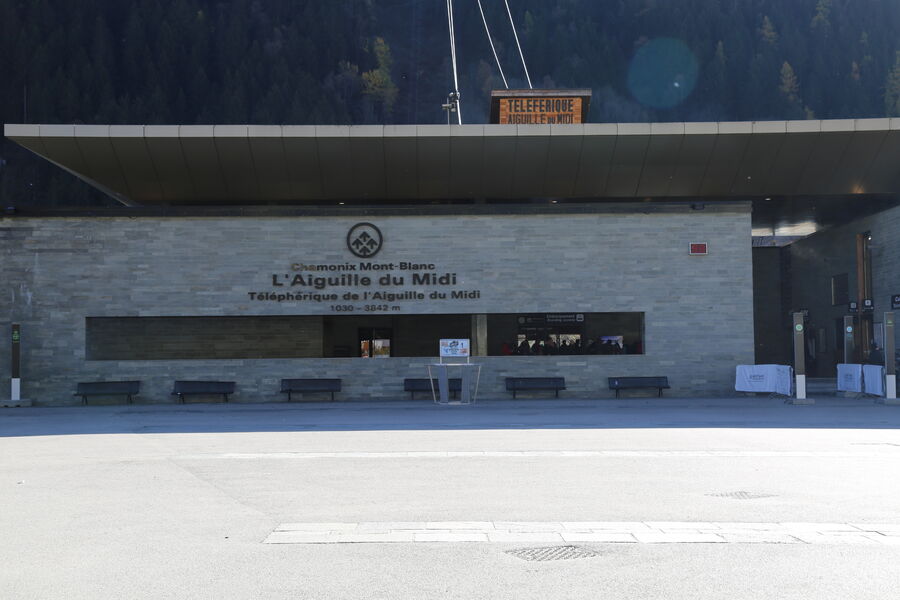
[
  {"x1": 886, "y1": 51, "x2": 900, "y2": 117},
  {"x1": 759, "y1": 16, "x2": 778, "y2": 47},
  {"x1": 779, "y1": 62, "x2": 799, "y2": 102},
  {"x1": 811, "y1": 0, "x2": 831, "y2": 31},
  {"x1": 779, "y1": 61, "x2": 804, "y2": 119},
  {"x1": 362, "y1": 37, "x2": 398, "y2": 116}
]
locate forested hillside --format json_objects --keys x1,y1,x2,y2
[{"x1": 2, "y1": 0, "x2": 899, "y2": 205}]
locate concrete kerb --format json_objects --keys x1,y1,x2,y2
[{"x1": 1, "y1": 395, "x2": 897, "y2": 414}]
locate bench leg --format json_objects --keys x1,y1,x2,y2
[
  {"x1": 555, "y1": 389, "x2": 559, "y2": 398},
  {"x1": 330, "y1": 391, "x2": 335, "y2": 402},
  {"x1": 179, "y1": 394, "x2": 185, "y2": 404},
  {"x1": 658, "y1": 388, "x2": 663, "y2": 397},
  {"x1": 224, "y1": 394, "x2": 229, "y2": 403},
  {"x1": 615, "y1": 389, "x2": 620, "y2": 399}
]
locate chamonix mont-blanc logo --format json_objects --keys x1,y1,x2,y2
[{"x1": 346, "y1": 223, "x2": 383, "y2": 258}]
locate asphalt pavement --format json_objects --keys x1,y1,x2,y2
[{"x1": 2, "y1": 397, "x2": 899, "y2": 599}]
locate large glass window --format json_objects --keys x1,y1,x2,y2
[
  {"x1": 85, "y1": 316, "x2": 324, "y2": 360},
  {"x1": 322, "y1": 314, "x2": 471, "y2": 358},
  {"x1": 86, "y1": 312, "x2": 644, "y2": 360},
  {"x1": 487, "y1": 313, "x2": 644, "y2": 355}
]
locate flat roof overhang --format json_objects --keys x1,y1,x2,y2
[{"x1": 5, "y1": 119, "x2": 900, "y2": 206}]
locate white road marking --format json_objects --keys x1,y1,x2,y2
[
  {"x1": 263, "y1": 521, "x2": 900, "y2": 545},
  {"x1": 188, "y1": 450, "x2": 900, "y2": 460}
]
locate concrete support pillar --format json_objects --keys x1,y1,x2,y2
[
  {"x1": 471, "y1": 314, "x2": 488, "y2": 357},
  {"x1": 790, "y1": 312, "x2": 813, "y2": 404}
]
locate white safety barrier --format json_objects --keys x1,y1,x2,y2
[
  {"x1": 735, "y1": 365, "x2": 793, "y2": 396},
  {"x1": 837, "y1": 364, "x2": 864, "y2": 392},
  {"x1": 863, "y1": 365, "x2": 885, "y2": 397}
]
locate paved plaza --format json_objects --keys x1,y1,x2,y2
[{"x1": 2, "y1": 397, "x2": 900, "y2": 599}]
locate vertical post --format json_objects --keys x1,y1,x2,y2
[
  {"x1": 11, "y1": 324, "x2": 20, "y2": 401},
  {"x1": 843, "y1": 315, "x2": 856, "y2": 364},
  {"x1": 471, "y1": 314, "x2": 488, "y2": 356},
  {"x1": 791, "y1": 312, "x2": 810, "y2": 403},
  {"x1": 3, "y1": 323, "x2": 30, "y2": 407},
  {"x1": 885, "y1": 312, "x2": 897, "y2": 403},
  {"x1": 856, "y1": 233, "x2": 874, "y2": 357}
]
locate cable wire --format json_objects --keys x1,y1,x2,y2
[
  {"x1": 446, "y1": 0, "x2": 462, "y2": 123},
  {"x1": 476, "y1": 0, "x2": 508, "y2": 89},
  {"x1": 503, "y1": 0, "x2": 532, "y2": 89}
]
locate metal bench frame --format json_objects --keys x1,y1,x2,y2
[
  {"x1": 74, "y1": 381, "x2": 141, "y2": 405},
  {"x1": 171, "y1": 381, "x2": 236, "y2": 403},
  {"x1": 608, "y1": 376, "x2": 670, "y2": 398},
  {"x1": 280, "y1": 378, "x2": 341, "y2": 402},
  {"x1": 505, "y1": 377, "x2": 566, "y2": 399}
]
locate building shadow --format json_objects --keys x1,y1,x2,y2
[{"x1": 1, "y1": 397, "x2": 899, "y2": 437}]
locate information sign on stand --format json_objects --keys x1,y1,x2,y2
[
  {"x1": 429, "y1": 339, "x2": 481, "y2": 405},
  {"x1": 439, "y1": 339, "x2": 470, "y2": 360}
]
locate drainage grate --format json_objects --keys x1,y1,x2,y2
[
  {"x1": 706, "y1": 491, "x2": 776, "y2": 500},
  {"x1": 505, "y1": 545, "x2": 602, "y2": 562}
]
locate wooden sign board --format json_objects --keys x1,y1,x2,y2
[{"x1": 490, "y1": 89, "x2": 591, "y2": 125}]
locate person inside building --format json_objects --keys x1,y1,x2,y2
[
  {"x1": 516, "y1": 339, "x2": 530, "y2": 355},
  {"x1": 544, "y1": 337, "x2": 558, "y2": 355},
  {"x1": 867, "y1": 342, "x2": 884, "y2": 365}
]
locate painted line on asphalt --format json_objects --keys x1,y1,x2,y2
[
  {"x1": 185, "y1": 450, "x2": 900, "y2": 460},
  {"x1": 263, "y1": 521, "x2": 900, "y2": 545}
]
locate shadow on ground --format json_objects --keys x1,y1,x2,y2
[{"x1": 1, "y1": 396, "x2": 899, "y2": 437}]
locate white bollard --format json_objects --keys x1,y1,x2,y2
[{"x1": 886, "y1": 374, "x2": 898, "y2": 404}]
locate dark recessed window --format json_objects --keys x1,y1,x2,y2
[
  {"x1": 86, "y1": 312, "x2": 646, "y2": 360},
  {"x1": 831, "y1": 273, "x2": 849, "y2": 306},
  {"x1": 487, "y1": 313, "x2": 645, "y2": 356}
]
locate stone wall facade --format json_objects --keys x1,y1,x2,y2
[{"x1": 0, "y1": 204, "x2": 755, "y2": 404}]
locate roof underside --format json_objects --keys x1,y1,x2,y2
[{"x1": 5, "y1": 119, "x2": 900, "y2": 206}]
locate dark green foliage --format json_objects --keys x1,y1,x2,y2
[{"x1": 1, "y1": 0, "x2": 898, "y2": 205}]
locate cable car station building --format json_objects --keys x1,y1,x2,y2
[{"x1": 2, "y1": 115, "x2": 899, "y2": 404}]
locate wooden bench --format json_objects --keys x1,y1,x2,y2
[
  {"x1": 608, "y1": 376, "x2": 670, "y2": 398},
  {"x1": 403, "y1": 378, "x2": 462, "y2": 400},
  {"x1": 172, "y1": 380, "x2": 235, "y2": 403},
  {"x1": 505, "y1": 377, "x2": 566, "y2": 399},
  {"x1": 74, "y1": 381, "x2": 141, "y2": 405},
  {"x1": 280, "y1": 378, "x2": 341, "y2": 402}
]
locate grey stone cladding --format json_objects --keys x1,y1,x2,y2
[{"x1": 0, "y1": 204, "x2": 755, "y2": 404}]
